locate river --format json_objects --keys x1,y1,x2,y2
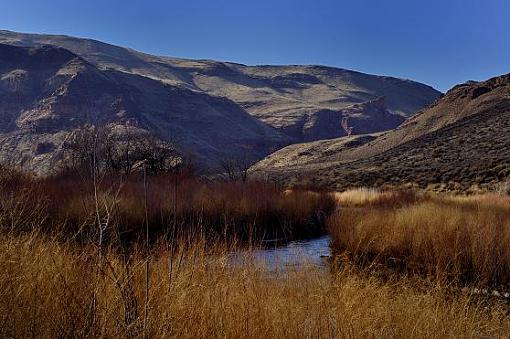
[{"x1": 230, "y1": 235, "x2": 332, "y2": 270}]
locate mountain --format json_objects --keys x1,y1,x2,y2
[
  {"x1": 0, "y1": 43, "x2": 287, "y2": 173},
  {"x1": 252, "y1": 73, "x2": 510, "y2": 192},
  {"x1": 0, "y1": 30, "x2": 441, "y2": 143},
  {"x1": 0, "y1": 30, "x2": 441, "y2": 174}
]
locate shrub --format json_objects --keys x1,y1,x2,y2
[{"x1": 0, "y1": 171, "x2": 335, "y2": 246}]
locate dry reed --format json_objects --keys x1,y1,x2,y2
[
  {"x1": 329, "y1": 193, "x2": 510, "y2": 287},
  {"x1": 1, "y1": 232, "x2": 509, "y2": 338}
]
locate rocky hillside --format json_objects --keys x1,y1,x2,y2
[
  {"x1": 0, "y1": 44, "x2": 288, "y2": 173},
  {"x1": 253, "y1": 133, "x2": 382, "y2": 170},
  {"x1": 0, "y1": 30, "x2": 441, "y2": 143},
  {"x1": 252, "y1": 74, "x2": 510, "y2": 192}
]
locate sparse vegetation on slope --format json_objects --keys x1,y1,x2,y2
[
  {"x1": 0, "y1": 43, "x2": 289, "y2": 173},
  {"x1": 0, "y1": 30, "x2": 441, "y2": 175},
  {"x1": 254, "y1": 74, "x2": 510, "y2": 192}
]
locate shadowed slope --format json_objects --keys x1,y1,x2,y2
[
  {"x1": 0, "y1": 44, "x2": 288, "y2": 173},
  {"x1": 252, "y1": 73, "x2": 510, "y2": 192}
]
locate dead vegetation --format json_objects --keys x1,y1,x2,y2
[
  {"x1": 2, "y1": 231, "x2": 510, "y2": 338},
  {"x1": 0, "y1": 165, "x2": 335, "y2": 246},
  {"x1": 329, "y1": 190, "x2": 510, "y2": 288},
  {"x1": 2, "y1": 169, "x2": 510, "y2": 337}
]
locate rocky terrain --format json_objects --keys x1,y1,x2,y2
[
  {"x1": 0, "y1": 43, "x2": 287, "y2": 173},
  {"x1": 252, "y1": 73, "x2": 510, "y2": 192},
  {"x1": 0, "y1": 30, "x2": 441, "y2": 174},
  {"x1": 0, "y1": 30, "x2": 440, "y2": 141}
]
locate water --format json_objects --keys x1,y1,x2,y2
[{"x1": 231, "y1": 235, "x2": 332, "y2": 270}]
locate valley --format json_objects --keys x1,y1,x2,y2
[{"x1": 0, "y1": 20, "x2": 509, "y2": 338}]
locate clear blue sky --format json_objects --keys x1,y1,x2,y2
[{"x1": 1, "y1": 0, "x2": 509, "y2": 92}]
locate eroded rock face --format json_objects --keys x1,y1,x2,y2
[
  {"x1": 249, "y1": 96, "x2": 407, "y2": 142},
  {"x1": 298, "y1": 97, "x2": 405, "y2": 141}
]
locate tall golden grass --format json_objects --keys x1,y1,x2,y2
[
  {"x1": 332, "y1": 188, "x2": 422, "y2": 207},
  {"x1": 2, "y1": 168, "x2": 510, "y2": 337},
  {"x1": 1, "y1": 231, "x2": 509, "y2": 338},
  {"x1": 329, "y1": 191, "x2": 510, "y2": 287}
]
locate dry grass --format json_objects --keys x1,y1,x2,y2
[
  {"x1": 444, "y1": 192, "x2": 510, "y2": 209},
  {"x1": 332, "y1": 188, "x2": 423, "y2": 208},
  {"x1": 333, "y1": 188, "x2": 393, "y2": 206},
  {"x1": 1, "y1": 232, "x2": 509, "y2": 338},
  {"x1": 2, "y1": 171, "x2": 510, "y2": 337},
  {"x1": 329, "y1": 193, "x2": 510, "y2": 287}
]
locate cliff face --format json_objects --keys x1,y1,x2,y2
[{"x1": 298, "y1": 97, "x2": 404, "y2": 141}]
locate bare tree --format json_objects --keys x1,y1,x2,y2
[
  {"x1": 61, "y1": 125, "x2": 179, "y2": 177},
  {"x1": 132, "y1": 134, "x2": 177, "y2": 176},
  {"x1": 219, "y1": 155, "x2": 251, "y2": 182},
  {"x1": 61, "y1": 125, "x2": 108, "y2": 178}
]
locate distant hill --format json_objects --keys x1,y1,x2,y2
[
  {"x1": 252, "y1": 74, "x2": 510, "y2": 192},
  {"x1": 0, "y1": 30, "x2": 441, "y2": 173}
]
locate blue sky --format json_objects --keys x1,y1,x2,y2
[{"x1": 1, "y1": 0, "x2": 509, "y2": 92}]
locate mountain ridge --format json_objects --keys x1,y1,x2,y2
[
  {"x1": 0, "y1": 30, "x2": 441, "y2": 174},
  {"x1": 0, "y1": 30, "x2": 441, "y2": 140}
]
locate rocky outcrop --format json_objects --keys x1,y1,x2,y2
[{"x1": 301, "y1": 97, "x2": 405, "y2": 141}]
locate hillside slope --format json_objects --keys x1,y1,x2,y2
[
  {"x1": 0, "y1": 44, "x2": 288, "y2": 173},
  {"x1": 252, "y1": 74, "x2": 510, "y2": 192},
  {"x1": 0, "y1": 30, "x2": 441, "y2": 142}
]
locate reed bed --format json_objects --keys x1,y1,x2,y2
[
  {"x1": 329, "y1": 192, "x2": 510, "y2": 288},
  {"x1": 2, "y1": 167, "x2": 510, "y2": 337},
  {"x1": 0, "y1": 170, "x2": 335, "y2": 245},
  {"x1": 1, "y1": 231, "x2": 509, "y2": 338}
]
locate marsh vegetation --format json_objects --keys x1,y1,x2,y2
[{"x1": 1, "y1": 168, "x2": 510, "y2": 337}]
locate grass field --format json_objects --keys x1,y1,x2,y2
[
  {"x1": 329, "y1": 189, "x2": 510, "y2": 288},
  {"x1": 2, "y1": 232, "x2": 510, "y2": 338},
  {"x1": 2, "y1": 170, "x2": 510, "y2": 337}
]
